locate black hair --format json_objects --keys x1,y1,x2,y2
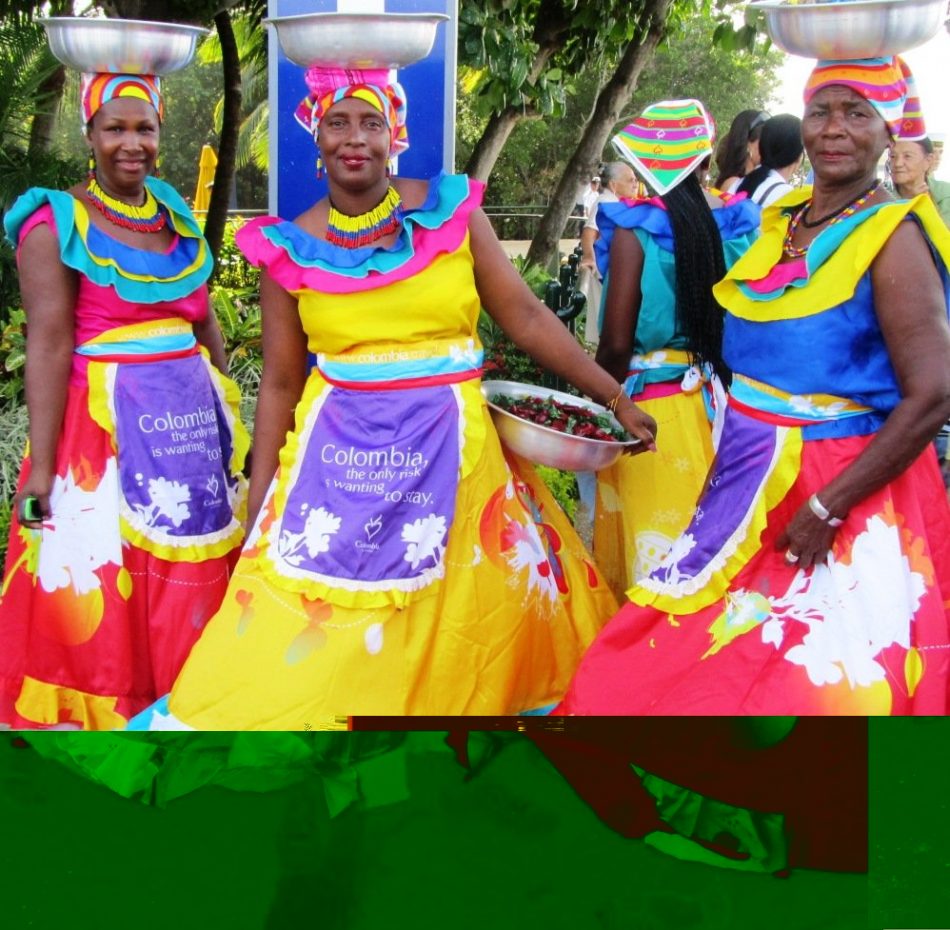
[
  {"x1": 713, "y1": 109, "x2": 769, "y2": 189},
  {"x1": 736, "y1": 114, "x2": 803, "y2": 197},
  {"x1": 660, "y1": 172, "x2": 730, "y2": 382}
]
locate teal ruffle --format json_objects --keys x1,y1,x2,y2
[{"x1": 3, "y1": 178, "x2": 213, "y2": 303}]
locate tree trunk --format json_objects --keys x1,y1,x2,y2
[
  {"x1": 204, "y1": 9, "x2": 241, "y2": 270},
  {"x1": 464, "y1": 106, "x2": 525, "y2": 181},
  {"x1": 27, "y1": 63, "x2": 66, "y2": 158},
  {"x1": 525, "y1": 0, "x2": 673, "y2": 272},
  {"x1": 463, "y1": 1, "x2": 564, "y2": 182}
]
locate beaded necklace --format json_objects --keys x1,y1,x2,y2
[
  {"x1": 782, "y1": 180, "x2": 880, "y2": 259},
  {"x1": 86, "y1": 176, "x2": 166, "y2": 233},
  {"x1": 326, "y1": 185, "x2": 403, "y2": 248}
]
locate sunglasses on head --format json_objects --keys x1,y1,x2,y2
[{"x1": 749, "y1": 112, "x2": 770, "y2": 134}]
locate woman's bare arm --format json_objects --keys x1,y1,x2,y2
[
  {"x1": 776, "y1": 220, "x2": 950, "y2": 567},
  {"x1": 245, "y1": 270, "x2": 309, "y2": 529},
  {"x1": 16, "y1": 222, "x2": 77, "y2": 524},
  {"x1": 595, "y1": 227, "x2": 643, "y2": 384}
]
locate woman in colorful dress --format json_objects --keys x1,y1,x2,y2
[
  {"x1": 0, "y1": 73, "x2": 248, "y2": 729},
  {"x1": 592, "y1": 99, "x2": 759, "y2": 594},
  {"x1": 129, "y1": 65, "x2": 656, "y2": 729},
  {"x1": 558, "y1": 57, "x2": 950, "y2": 715}
]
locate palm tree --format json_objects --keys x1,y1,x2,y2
[
  {"x1": 0, "y1": 16, "x2": 83, "y2": 321},
  {"x1": 199, "y1": 1, "x2": 268, "y2": 175}
]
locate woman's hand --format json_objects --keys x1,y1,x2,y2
[
  {"x1": 15, "y1": 472, "x2": 53, "y2": 528},
  {"x1": 614, "y1": 394, "x2": 657, "y2": 453},
  {"x1": 774, "y1": 502, "x2": 838, "y2": 571}
]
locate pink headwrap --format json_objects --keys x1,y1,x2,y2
[
  {"x1": 294, "y1": 66, "x2": 409, "y2": 156},
  {"x1": 803, "y1": 56, "x2": 926, "y2": 141}
]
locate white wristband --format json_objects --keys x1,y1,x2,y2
[{"x1": 808, "y1": 493, "x2": 844, "y2": 527}]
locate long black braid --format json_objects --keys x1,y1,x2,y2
[{"x1": 659, "y1": 172, "x2": 730, "y2": 384}]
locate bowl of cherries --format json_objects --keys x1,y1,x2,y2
[{"x1": 483, "y1": 380, "x2": 640, "y2": 471}]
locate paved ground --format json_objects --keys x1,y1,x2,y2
[{"x1": 0, "y1": 733, "x2": 868, "y2": 930}]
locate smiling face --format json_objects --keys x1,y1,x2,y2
[
  {"x1": 318, "y1": 96, "x2": 392, "y2": 193},
  {"x1": 86, "y1": 96, "x2": 160, "y2": 199},
  {"x1": 801, "y1": 85, "x2": 890, "y2": 188}
]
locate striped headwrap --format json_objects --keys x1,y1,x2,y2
[
  {"x1": 803, "y1": 56, "x2": 926, "y2": 141},
  {"x1": 610, "y1": 99, "x2": 715, "y2": 196},
  {"x1": 80, "y1": 72, "x2": 164, "y2": 131},
  {"x1": 295, "y1": 66, "x2": 409, "y2": 156}
]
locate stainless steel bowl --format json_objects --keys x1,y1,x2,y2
[
  {"x1": 38, "y1": 17, "x2": 208, "y2": 75},
  {"x1": 749, "y1": 0, "x2": 945, "y2": 58},
  {"x1": 482, "y1": 380, "x2": 640, "y2": 472},
  {"x1": 264, "y1": 12, "x2": 449, "y2": 68}
]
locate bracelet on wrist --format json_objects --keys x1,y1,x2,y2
[
  {"x1": 808, "y1": 493, "x2": 845, "y2": 527},
  {"x1": 605, "y1": 387, "x2": 626, "y2": 414}
]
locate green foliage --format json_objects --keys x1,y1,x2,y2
[
  {"x1": 710, "y1": 2, "x2": 772, "y2": 53},
  {"x1": 0, "y1": 308, "x2": 26, "y2": 406},
  {"x1": 0, "y1": 399, "x2": 28, "y2": 570},
  {"x1": 479, "y1": 254, "x2": 586, "y2": 392},
  {"x1": 198, "y1": 10, "x2": 269, "y2": 174},
  {"x1": 509, "y1": 255, "x2": 552, "y2": 299},
  {"x1": 458, "y1": 0, "x2": 657, "y2": 123},
  {"x1": 0, "y1": 19, "x2": 82, "y2": 332},
  {"x1": 629, "y1": 8, "x2": 783, "y2": 129},
  {"x1": 214, "y1": 216, "x2": 260, "y2": 291},
  {"x1": 460, "y1": 4, "x2": 782, "y2": 209},
  {"x1": 207, "y1": 218, "x2": 262, "y2": 423},
  {"x1": 536, "y1": 463, "x2": 578, "y2": 520}
]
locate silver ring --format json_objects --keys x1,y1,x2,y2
[{"x1": 784, "y1": 550, "x2": 800, "y2": 564}]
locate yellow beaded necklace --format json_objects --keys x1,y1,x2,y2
[
  {"x1": 85, "y1": 176, "x2": 166, "y2": 233},
  {"x1": 326, "y1": 186, "x2": 403, "y2": 248}
]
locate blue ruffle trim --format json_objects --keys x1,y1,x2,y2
[
  {"x1": 595, "y1": 196, "x2": 760, "y2": 278},
  {"x1": 3, "y1": 178, "x2": 213, "y2": 303}
]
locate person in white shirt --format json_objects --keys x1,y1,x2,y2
[
  {"x1": 579, "y1": 163, "x2": 638, "y2": 344},
  {"x1": 582, "y1": 176, "x2": 601, "y2": 220},
  {"x1": 581, "y1": 163, "x2": 638, "y2": 266}
]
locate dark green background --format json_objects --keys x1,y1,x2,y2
[
  {"x1": 870, "y1": 718, "x2": 949, "y2": 930},
  {"x1": 0, "y1": 720, "x2": 939, "y2": 930}
]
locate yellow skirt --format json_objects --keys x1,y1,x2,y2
[
  {"x1": 593, "y1": 386, "x2": 715, "y2": 598},
  {"x1": 159, "y1": 417, "x2": 617, "y2": 729}
]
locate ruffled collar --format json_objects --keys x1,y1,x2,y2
[
  {"x1": 235, "y1": 173, "x2": 484, "y2": 295},
  {"x1": 4, "y1": 178, "x2": 212, "y2": 303},
  {"x1": 595, "y1": 191, "x2": 760, "y2": 276}
]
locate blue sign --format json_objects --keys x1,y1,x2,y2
[{"x1": 268, "y1": 0, "x2": 457, "y2": 219}]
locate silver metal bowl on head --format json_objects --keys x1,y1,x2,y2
[
  {"x1": 749, "y1": 0, "x2": 945, "y2": 58},
  {"x1": 37, "y1": 17, "x2": 208, "y2": 75},
  {"x1": 263, "y1": 11, "x2": 449, "y2": 69},
  {"x1": 482, "y1": 380, "x2": 640, "y2": 472}
]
